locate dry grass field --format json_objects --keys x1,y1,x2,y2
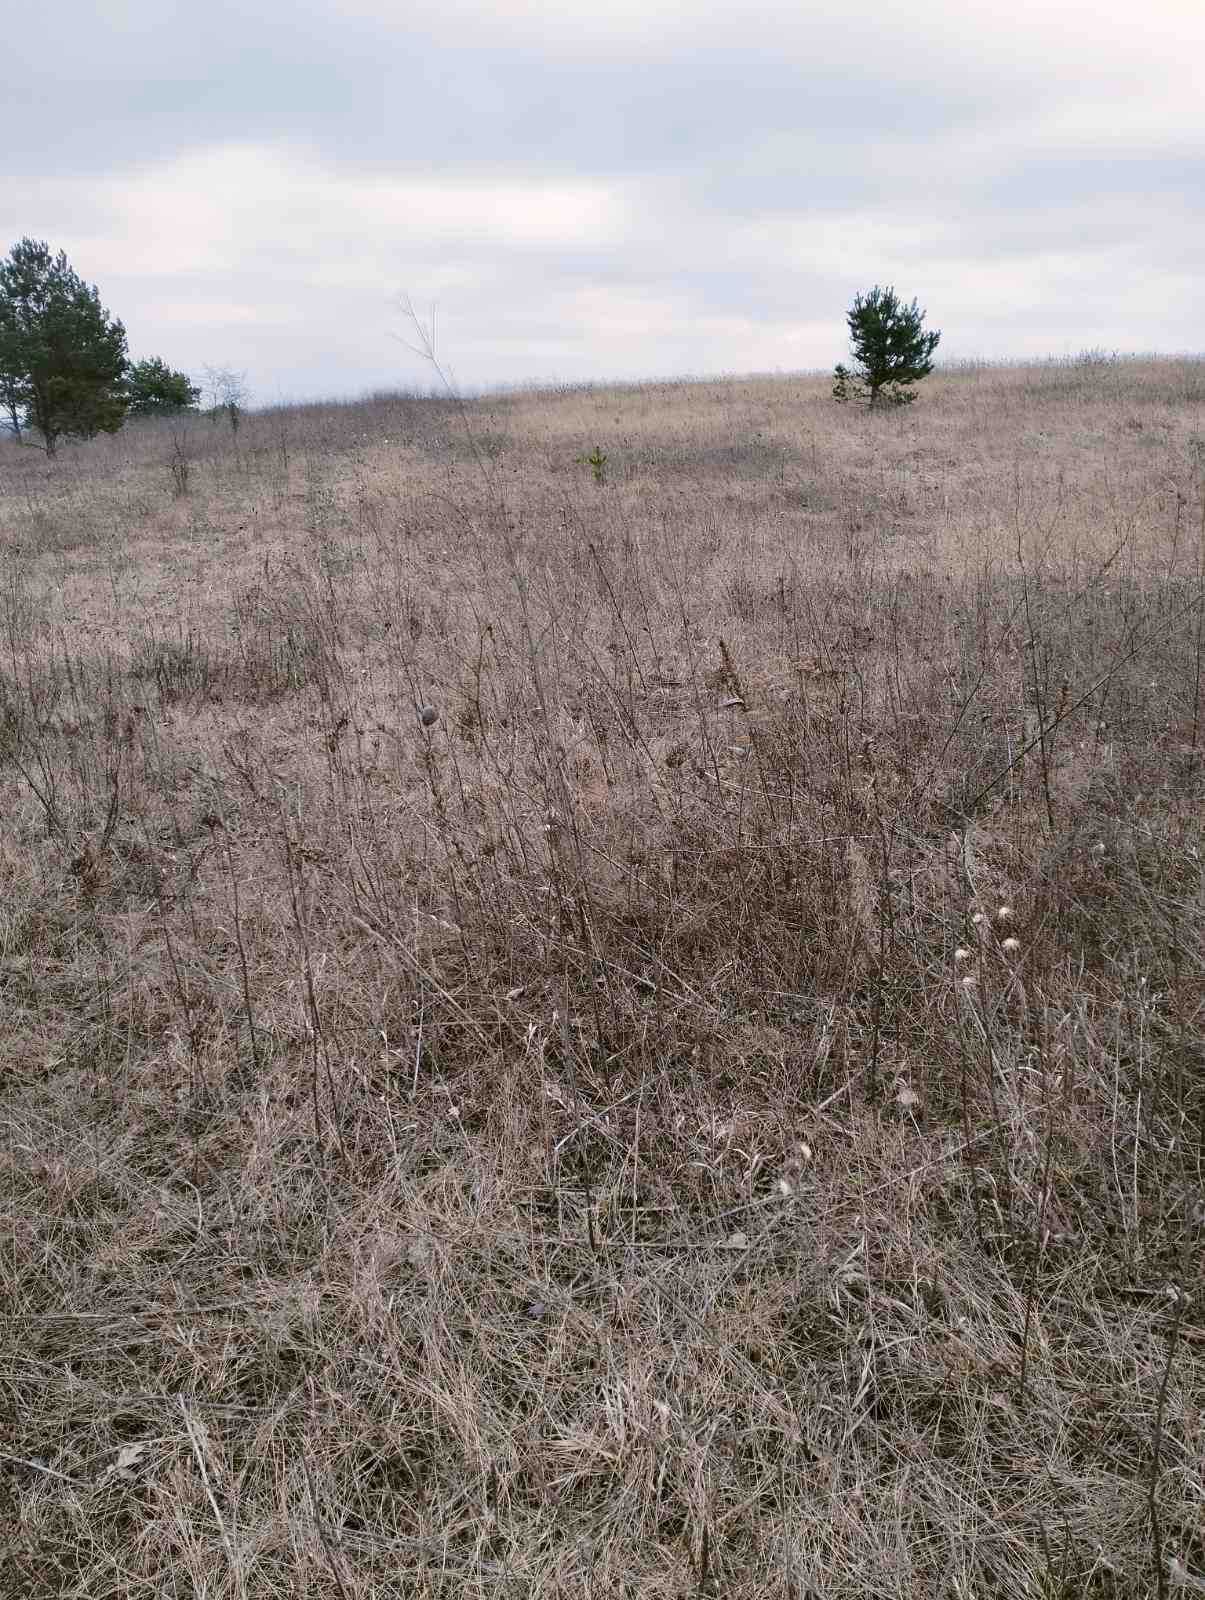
[{"x1": 1, "y1": 354, "x2": 1203, "y2": 1598}]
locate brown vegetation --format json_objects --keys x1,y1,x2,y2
[{"x1": 1, "y1": 354, "x2": 1203, "y2": 1597}]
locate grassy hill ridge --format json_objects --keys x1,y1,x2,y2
[{"x1": 1, "y1": 356, "x2": 1203, "y2": 1597}]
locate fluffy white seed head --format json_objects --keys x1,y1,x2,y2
[{"x1": 1168, "y1": 1556, "x2": 1205, "y2": 1593}]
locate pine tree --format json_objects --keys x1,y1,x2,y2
[
  {"x1": 0, "y1": 238, "x2": 129, "y2": 454},
  {"x1": 833, "y1": 285, "x2": 940, "y2": 408},
  {"x1": 1, "y1": 371, "x2": 22, "y2": 440},
  {"x1": 125, "y1": 357, "x2": 201, "y2": 416}
]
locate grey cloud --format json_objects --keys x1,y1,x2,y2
[
  {"x1": 980, "y1": 152, "x2": 1205, "y2": 216},
  {"x1": 6, "y1": 3, "x2": 1026, "y2": 183},
  {"x1": 5, "y1": 0, "x2": 1203, "y2": 397}
]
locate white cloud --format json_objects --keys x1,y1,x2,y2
[
  {"x1": 78, "y1": 145, "x2": 626, "y2": 276},
  {"x1": 333, "y1": 0, "x2": 1203, "y2": 75}
]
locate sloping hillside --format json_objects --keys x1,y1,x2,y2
[{"x1": 2, "y1": 356, "x2": 1203, "y2": 1598}]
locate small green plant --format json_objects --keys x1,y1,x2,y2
[
  {"x1": 577, "y1": 445, "x2": 608, "y2": 485},
  {"x1": 834, "y1": 283, "x2": 940, "y2": 408}
]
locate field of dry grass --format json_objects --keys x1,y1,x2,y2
[{"x1": 1, "y1": 353, "x2": 1203, "y2": 1598}]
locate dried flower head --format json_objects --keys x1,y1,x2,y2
[
  {"x1": 1001, "y1": 937, "x2": 1021, "y2": 954},
  {"x1": 1168, "y1": 1556, "x2": 1205, "y2": 1593},
  {"x1": 954, "y1": 946, "x2": 973, "y2": 963}
]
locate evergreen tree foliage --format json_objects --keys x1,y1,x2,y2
[
  {"x1": 125, "y1": 356, "x2": 201, "y2": 416},
  {"x1": 1, "y1": 372, "x2": 22, "y2": 440},
  {"x1": 833, "y1": 284, "x2": 940, "y2": 408},
  {"x1": 0, "y1": 238, "x2": 129, "y2": 453}
]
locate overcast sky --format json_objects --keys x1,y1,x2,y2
[{"x1": 4, "y1": 0, "x2": 1202, "y2": 403}]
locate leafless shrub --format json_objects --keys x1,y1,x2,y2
[{"x1": 168, "y1": 427, "x2": 192, "y2": 496}]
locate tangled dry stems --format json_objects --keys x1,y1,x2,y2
[{"x1": 1, "y1": 355, "x2": 1203, "y2": 1597}]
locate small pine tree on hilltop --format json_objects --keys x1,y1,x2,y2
[
  {"x1": 0, "y1": 238, "x2": 129, "y2": 454},
  {"x1": 833, "y1": 284, "x2": 940, "y2": 408},
  {"x1": 125, "y1": 357, "x2": 201, "y2": 416}
]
